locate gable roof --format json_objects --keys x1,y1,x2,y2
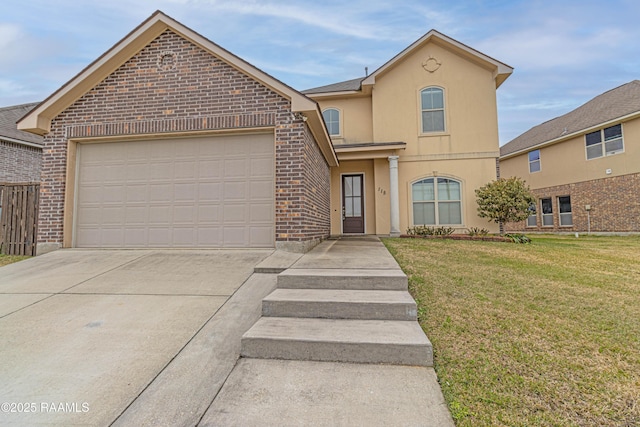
[
  {"x1": 500, "y1": 80, "x2": 640, "y2": 158},
  {"x1": 305, "y1": 30, "x2": 512, "y2": 96},
  {"x1": 17, "y1": 10, "x2": 337, "y2": 166},
  {"x1": 0, "y1": 103, "x2": 43, "y2": 147},
  {"x1": 362, "y1": 30, "x2": 512, "y2": 89}
]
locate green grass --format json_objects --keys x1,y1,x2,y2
[
  {"x1": 0, "y1": 254, "x2": 30, "y2": 267},
  {"x1": 383, "y1": 235, "x2": 640, "y2": 427}
]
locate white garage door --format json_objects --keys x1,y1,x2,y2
[{"x1": 74, "y1": 134, "x2": 274, "y2": 248}]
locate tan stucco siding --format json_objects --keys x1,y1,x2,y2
[
  {"x1": 371, "y1": 42, "x2": 499, "y2": 154},
  {"x1": 501, "y1": 116, "x2": 640, "y2": 189},
  {"x1": 318, "y1": 97, "x2": 373, "y2": 145},
  {"x1": 397, "y1": 157, "x2": 500, "y2": 234}
]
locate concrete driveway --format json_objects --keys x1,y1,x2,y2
[{"x1": 0, "y1": 249, "x2": 277, "y2": 426}]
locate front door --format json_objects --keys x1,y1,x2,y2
[{"x1": 342, "y1": 174, "x2": 364, "y2": 233}]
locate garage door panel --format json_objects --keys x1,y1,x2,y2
[
  {"x1": 198, "y1": 183, "x2": 221, "y2": 202},
  {"x1": 197, "y1": 205, "x2": 221, "y2": 222},
  {"x1": 223, "y1": 181, "x2": 247, "y2": 200},
  {"x1": 250, "y1": 226, "x2": 274, "y2": 246},
  {"x1": 124, "y1": 228, "x2": 147, "y2": 246},
  {"x1": 125, "y1": 185, "x2": 148, "y2": 203},
  {"x1": 251, "y1": 157, "x2": 273, "y2": 176},
  {"x1": 198, "y1": 160, "x2": 222, "y2": 179},
  {"x1": 224, "y1": 158, "x2": 248, "y2": 177},
  {"x1": 173, "y1": 206, "x2": 195, "y2": 223},
  {"x1": 148, "y1": 184, "x2": 173, "y2": 203},
  {"x1": 174, "y1": 161, "x2": 197, "y2": 179},
  {"x1": 197, "y1": 227, "x2": 222, "y2": 245},
  {"x1": 75, "y1": 134, "x2": 274, "y2": 248},
  {"x1": 223, "y1": 204, "x2": 247, "y2": 222},
  {"x1": 172, "y1": 228, "x2": 196, "y2": 245},
  {"x1": 223, "y1": 227, "x2": 248, "y2": 246},
  {"x1": 250, "y1": 204, "x2": 273, "y2": 222}
]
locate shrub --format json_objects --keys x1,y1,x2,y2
[
  {"x1": 406, "y1": 226, "x2": 455, "y2": 236},
  {"x1": 505, "y1": 233, "x2": 531, "y2": 244},
  {"x1": 467, "y1": 227, "x2": 490, "y2": 236}
]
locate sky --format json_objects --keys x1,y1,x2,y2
[{"x1": 1, "y1": 0, "x2": 639, "y2": 145}]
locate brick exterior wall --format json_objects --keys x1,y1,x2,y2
[
  {"x1": 0, "y1": 140, "x2": 42, "y2": 183},
  {"x1": 506, "y1": 172, "x2": 640, "y2": 232},
  {"x1": 38, "y1": 29, "x2": 330, "y2": 248}
]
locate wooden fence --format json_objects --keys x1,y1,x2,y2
[{"x1": 0, "y1": 183, "x2": 40, "y2": 256}]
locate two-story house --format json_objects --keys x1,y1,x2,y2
[
  {"x1": 500, "y1": 80, "x2": 640, "y2": 233},
  {"x1": 304, "y1": 31, "x2": 513, "y2": 236},
  {"x1": 18, "y1": 12, "x2": 512, "y2": 254}
]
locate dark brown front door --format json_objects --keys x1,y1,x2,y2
[{"x1": 342, "y1": 174, "x2": 364, "y2": 233}]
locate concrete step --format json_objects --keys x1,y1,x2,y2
[
  {"x1": 241, "y1": 317, "x2": 433, "y2": 366},
  {"x1": 262, "y1": 289, "x2": 417, "y2": 320},
  {"x1": 277, "y1": 268, "x2": 407, "y2": 290}
]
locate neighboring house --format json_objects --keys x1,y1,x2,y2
[
  {"x1": 500, "y1": 80, "x2": 640, "y2": 233},
  {"x1": 0, "y1": 103, "x2": 43, "y2": 182},
  {"x1": 18, "y1": 11, "x2": 512, "y2": 255},
  {"x1": 303, "y1": 31, "x2": 512, "y2": 236}
]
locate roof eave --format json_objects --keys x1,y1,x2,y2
[
  {"x1": 0, "y1": 135, "x2": 44, "y2": 149},
  {"x1": 305, "y1": 90, "x2": 364, "y2": 99}
]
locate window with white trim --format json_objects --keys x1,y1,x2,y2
[
  {"x1": 585, "y1": 124, "x2": 623, "y2": 160},
  {"x1": 528, "y1": 149, "x2": 541, "y2": 173},
  {"x1": 526, "y1": 202, "x2": 537, "y2": 227},
  {"x1": 412, "y1": 177, "x2": 462, "y2": 225},
  {"x1": 420, "y1": 87, "x2": 445, "y2": 133},
  {"x1": 322, "y1": 108, "x2": 340, "y2": 136},
  {"x1": 558, "y1": 196, "x2": 572, "y2": 226},
  {"x1": 541, "y1": 198, "x2": 553, "y2": 226}
]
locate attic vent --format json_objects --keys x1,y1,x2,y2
[{"x1": 157, "y1": 50, "x2": 178, "y2": 72}]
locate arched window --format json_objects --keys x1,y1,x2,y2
[
  {"x1": 420, "y1": 87, "x2": 445, "y2": 133},
  {"x1": 412, "y1": 177, "x2": 461, "y2": 225},
  {"x1": 322, "y1": 108, "x2": 340, "y2": 136}
]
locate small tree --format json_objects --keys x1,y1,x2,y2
[{"x1": 475, "y1": 177, "x2": 535, "y2": 234}]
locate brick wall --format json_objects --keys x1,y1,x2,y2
[
  {"x1": 506, "y1": 172, "x2": 640, "y2": 232},
  {"x1": 0, "y1": 140, "x2": 42, "y2": 183},
  {"x1": 38, "y1": 29, "x2": 330, "y2": 247}
]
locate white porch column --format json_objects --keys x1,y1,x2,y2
[{"x1": 388, "y1": 155, "x2": 401, "y2": 236}]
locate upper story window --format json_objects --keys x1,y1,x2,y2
[
  {"x1": 420, "y1": 87, "x2": 445, "y2": 133},
  {"x1": 322, "y1": 108, "x2": 341, "y2": 136},
  {"x1": 585, "y1": 124, "x2": 623, "y2": 160},
  {"x1": 528, "y1": 149, "x2": 541, "y2": 173},
  {"x1": 412, "y1": 177, "x2": 462, "y2": 225}
]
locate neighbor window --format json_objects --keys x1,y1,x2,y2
[
  {"x1": 412, "y1": 177, "x2": 461, "y2": 225},
  {"x1": 585, "y1": 124, "x2": 623, "y2": 159},
  {"x1": 526, "y1": 203, "x2": 537, "y2": 227},
  {"x1": 558, "y1": 196, "x2": 572, "y2": 226},
  {"x1": 541, "y1": 198, "x2": 553, "y2": 226},
  {"x1": 528, "y1": 149, "x2": 541, "y2": 173},
  {"x1": 322, "y1": 108, "x2": 340, "y2": 136},
  {"x1": 421, "y1": 87, "x2": 445, "y2": 133}
]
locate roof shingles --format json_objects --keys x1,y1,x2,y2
[
  {"x1": 500, "y1": 80, "x2": 640, "y2": 157},
  {"x1": 302, "y1": 77, "x2": 365, "y2": 94},
  {"x1": 0, "y1": 103, "x2": 43, "y2": 146}
]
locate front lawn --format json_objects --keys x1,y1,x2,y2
[
  {"x1": 383, "y1": 235, "x2": 640, "y2": 426},
  {"x1": 0, "y1": 254, "x2": 29, "y2": 268}
]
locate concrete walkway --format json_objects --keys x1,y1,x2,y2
[
  {"x1": 204, "y1": 236, "x2": 454, "y2": 426},
  {"x1": 0, "y1": 238, "x2": 453, "y2": 426}
]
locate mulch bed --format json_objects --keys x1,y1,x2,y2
[{"x1": 400, "y1": 234, "x2": 512, "y2": 242}]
